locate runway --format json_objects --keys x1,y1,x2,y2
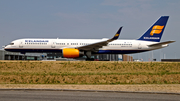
[{"x1": 0, "y1": 90, "x2": 179, "y2": 101}]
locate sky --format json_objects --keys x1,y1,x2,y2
[{"x1": 0, "y1": 0, "x2": 180, "y2": 61}]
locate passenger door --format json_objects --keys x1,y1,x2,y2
[
  {"x1": 19, "y1": 41, "x2": 23, "y2": 48},
  {"x1": 138, "y1": 43, "x2": 142, "y2": 49},
  {"x1": 51, "y1": 41, "x2": 56, "y2": 48}
]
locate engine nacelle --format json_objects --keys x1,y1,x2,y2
[{"x1": 62, "y1": 48, "x2": 84, "y2": 58}]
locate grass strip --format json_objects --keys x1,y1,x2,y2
[{"x1": 1, "y1": 72, "x2": 180, "y2": 76}]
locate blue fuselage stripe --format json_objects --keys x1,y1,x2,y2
[{"x1": 5, "y1": 48, "x2": 148, "y2": 54}]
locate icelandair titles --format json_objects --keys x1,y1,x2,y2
[
  {"x1": 25, "y1": 40, "x2": 49, "y2": 42},
  {"x1": 144, "y1": 37, "x2": 159, "y2": 39}
]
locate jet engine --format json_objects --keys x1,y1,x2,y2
[{"x1": 62, "y1": 48, "x2": 84, "y2": 58}]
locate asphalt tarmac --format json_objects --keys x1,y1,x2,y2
[{"x1": 0, "y1": 90, "x2": 180, "y2": 101}]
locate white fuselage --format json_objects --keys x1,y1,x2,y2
[{"x1": 4, "y1": 38, "x2": 167, "y2": 54}]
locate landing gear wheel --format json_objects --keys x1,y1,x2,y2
[{"x1": 86, "y1": 58, "x2": 94, "y2": 61}]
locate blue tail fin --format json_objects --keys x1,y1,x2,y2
[{"x1": 138, "y1": 16, "x2": 169, "y2": 42}]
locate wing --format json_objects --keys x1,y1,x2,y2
[
  {"x1": 76, "y1": 27, "x2": 123, "y2": 51},
  {"x1": 148, "y1": 40, "x2": 175, "y2": 47}
]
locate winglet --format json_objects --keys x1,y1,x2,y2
[{"x1": 112, "y1": 27, "x2": 123, "y2": 40}]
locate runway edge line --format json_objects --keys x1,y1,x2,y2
[{"x1": 0, "y1": 88, "x2": 180, "y2": 95}]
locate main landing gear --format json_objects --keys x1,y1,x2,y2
[{"x1": 85, "y1": 51, "x2": 94, "y2": 61}]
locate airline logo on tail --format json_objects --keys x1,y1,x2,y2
[{"x1": 150, "y1": 25, "x2": 164, "y2": 36}]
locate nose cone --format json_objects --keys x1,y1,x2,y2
[
  {"x1": 4, "y1": 45, "x2": 10, "y2": 51},
  {"x1": 4, "y1": 46, "x2": 8, "y2": 50}
]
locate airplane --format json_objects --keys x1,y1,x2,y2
[{"x1": 4, "y1": 16, "x2": 175, "y2": 60}]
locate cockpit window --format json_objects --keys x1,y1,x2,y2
[{"x1": 10, "y1": 43, "x2": 14, "y2": 45}]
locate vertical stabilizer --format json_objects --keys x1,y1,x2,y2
[{"x1": 138, "y1": 16, "x2": 169, "y2": 42}]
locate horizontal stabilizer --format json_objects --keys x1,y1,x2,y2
[{"x1": 148, "y1": 40, "x2": 175, "y2": 47}]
